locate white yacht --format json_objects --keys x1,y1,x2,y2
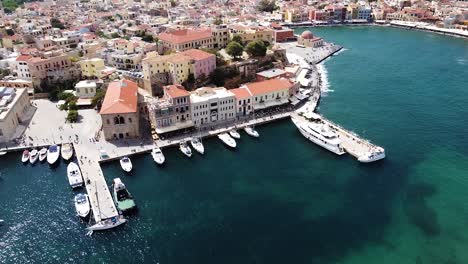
[
  {"x1": 38, "y1": 148, "x2": 47, "y2": 162},
  {"x1": 151, "y1": 147, "x2": 165, "y2": 165},
  {"x1": 67, "y1": 162, "x2": 84, "y2": 189},
  {"x1": 244, "y1": 126, "x2": 259, "y2": 138},
  {"x1": 120, "y1": 157, "x2": 132, "y2": 172},
  {"x1": 218, "y1": 133, "x2": 236, "y2": 148},
  {"x1": 21, "y1": 150, "x2": 29, "y2": 163},
  {"x1": 229, "y1": 129, "x2": 241, "y2": 139},
  {"x1": 61, "y1": 143, "x2": 73, "y2": 161},
  {"x1": 74, "y1": 193, "x2": 90, "y2": 218},
  {"x1": 291, "y1": 117, "x2": 346, "y2": 155},
  {"x1": 179, "y1": 142, "x2": 192, "y2": 158},
  {"x1": 190, "y1": 137, "x2": 205, "y2": 155},
  {"x1": 29, "y1": 149, "x2": 39, "y2": 164},
  {"x1": 358, "y1": 147, "x2": 386, "y2": 163},
  {"x1": 47, "y1": 145, "x2": 60, "y2": 165},
  {"x1": 87, "y1": 215, "x2": 127, "y2": 231}
]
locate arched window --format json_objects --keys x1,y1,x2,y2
[
  {"x1": 119, "y1": 116, "x2": 125, "y2": 124},
  {"x1": 129, "y1": 118, "x2": 132, "y2": 123},
  {"x1": 114, "y1": 116, "x2": 120, "y2": 124}
]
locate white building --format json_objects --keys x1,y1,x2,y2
[
  {"x1": 0, "y1": 88, "x2": 31, "y2": 143},
  {"x1": 358, "y1": 6, "x2": 373, "y2": 21},
  {"x1": 241, "y1": 78, "x2": 295, "y2": 110},
  {"x1": 75, "y1": 80, "x2": 97, "y2": 99},
  {"x1": 190, "y1": 87, "x2": 236, "y2": 127}
]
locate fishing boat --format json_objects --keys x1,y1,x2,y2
[
  {"x1": 229, "y1": 129, "x2": 241, "y2": 139},
  {"x1": 61, "y1": 143, "x2": 73, "y2": 161},
  {"x1": 151, "y1": 147, "x2": 165, "y2": 165},
  {"x1": 67, "y1": 162, "x2": 83, "y2": 188},
  {"x1": 21, "y1": 150, "x2": 29, "y2": 163},
  {"x1": 74, "y1": 193, "x2": 90, "y2": 218},
  {"x1": 38, "y1": 147, "x2": 47, "y2": 162},
  {"x1": 120, "y1": 157, "x2": 132, "y2": 172},
  {"x1": 112, "y1": 178, "x2": 136, "y2": 212},
  {"x1": 190, "y1": 137, "x2": 205, "y2": 155},
  {"x1": 218, "y1": 133, "x2": 236, "y2": 148},
  {"x1": 29, "y1": 149, "x2": 39, "y2": 164},
  {"x1": 47, "y1": 145, "x2": 60, "y2": 165},
  {"x1": 179, "y1": 141, "x2": 192, "y2": 158},
  {"x1": 87, "y1": 215, "x2": 127, "y2": 231},
  {"x1": 244, "y1": 126, "x2": 259, "y2": 138}
]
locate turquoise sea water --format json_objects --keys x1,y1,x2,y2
[{"x1": 1, "y1": 26, "x2": 468, "y2": 263}]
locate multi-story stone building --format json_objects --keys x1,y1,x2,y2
[
  {"x1": 189, "y1": 87, "x2": 236, "y2": 127},
  {"x1": 100, "y1": 79, "x2": 140, "y2": 140},
  {"x1": 228, "y1": 25, "x2": 274, "y2": 45},
  {"x1": 158, "y1": 28, "x2": 214, "y2": 52},
  {"x1": 79, "y1": 58, "x2": 105, "y2": 78},
  {"x1": 0, "y1": 88, "x2": 31, "y2": 143}
]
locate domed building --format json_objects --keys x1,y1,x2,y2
[{"x1": 297, "y1": 30, "x2": 324, "y2": 48}]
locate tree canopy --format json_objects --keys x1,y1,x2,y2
[
  {"x1": 226, "y1": 41, "x2": 244, "y2": 59},
  {"x1": 231, "y1": 35, "x2": 243, "y2": 45},
  {"x1": 50, "y1": 18, "x2": 65, "y2": 29},
  {"x1": 256, "y1": 0, "x2": 278, "y2": 13},
  {"x1": 245, "y1": 40, "x2": 267, "y2": 57}
]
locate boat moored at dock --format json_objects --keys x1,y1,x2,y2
[
  {"x1": 358, "y1": 147, "x2": 386, "y2": 163},
  {"x1": 179, "y1": 142, "x2": 192, "y2": 158},
  {"x1": 112, "y1": 178, "x2": 137, "y2": 212},
  {"x1": 74, "y1": 193, "x2": 90, "y2": 218},
  {"x1": 244, "y1": 126, "x2": 259, "y2": 138},
  {"x1": 120, "y1": 157, "x2": 132, "y2": 172},
  {"x1": 218, "y1": 133, "x2": 237, "y2": 148},
  {"x1": 21, "y1": 150, "x2": 29, "y2": 163},
  {"x1": 38, "y1": 148, "x2": 47, "y2": 162},
  {"x1": 67, "y1": 162, "x2": 84, "y2": 189},
  {"x1": 190, "y1": 137, "x2": 204, "y2": 154},
  {"x1": 229, "y1": 129, "x2": 241, "y2": 139},
  {"x1": 151, "y1": 147, "x2": 165, "y2": 165},
  {"x1": 87, "y1": 215, "x2": 127, "y2": 231},
  {"x1": 29, "y1": 149, "x2": 39, "y2": 164},
  {"x1": 47, "y1": 145, "x2": 60, "y2": 165},
  {"x1": 61, "y1": 143, "x2": 73, "y2": 161}
]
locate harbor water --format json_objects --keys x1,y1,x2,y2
[{"x1": 1, "y1": 26, "x2": 468, "y2": 263}]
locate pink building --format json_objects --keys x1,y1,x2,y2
[{"x1": 181, "y1": 49, "x2": 216, "y2": 79}]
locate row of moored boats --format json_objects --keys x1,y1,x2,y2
[{"x1": 21, "y1": 143, "x2": 74, "y2": 165}]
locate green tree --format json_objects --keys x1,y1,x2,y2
[
  {"x1": 141, "y1": 34, "x2": 154, "y2": 42},
  {"x1": 170, "y1": 0, "x2": 177, "y2": 7},
  {"x1": 210, "y1": 68, "x2": 225, "y2": 86},
  {"x1": 92, "y1": 88, "x2": 106, "y2": 108},
  {"x1": 226, "y1": 41, "x2": 244, "y2": 59},
  {"x1": 110, "y1": 32, "x2": 120, "y2": 39},
  {"x1": 214, "y1": 16, "x2": 223, "y2": 25},
  {"x1": 245, "y1": 40, "x2": 267, "y2": 57},
  {"x1": 66, "y1": 110, "x2": 79, "y2": 123},
  {"x1": 232, "y1": 35, "x2": 243, "y2": 45},
  {"x1": 256, "y1": 0, "x2": 278, "y2": 13},
  {"x1": 50, "y1": 18, "x2": 65, "y2": 29}
]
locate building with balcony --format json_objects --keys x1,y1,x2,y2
[{"x1": 190, "y1": 87, "x2": 236, "y2": 127}]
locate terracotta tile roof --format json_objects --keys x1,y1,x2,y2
[
  {"x1": 230, "y1": 87, "x2": 252, "y2": 100},
  {"x1": 158, "y1": 28, "x2": 212, "y2": 45},
  {"x1": 244, "y1": 78, "x2": 293, "y2": 96},
  {"x1": 100, "y1": 79, "x2": 138, "y2": 115},
  {"x1": 181, "y1": 49, "x2": 214, "y2": 61},
  {"x1": 164, "y1": 84, "x2": 189, "y2": 98},
  {"x1": 16, "y1": 55, "x2": 33, "y2": 62}
]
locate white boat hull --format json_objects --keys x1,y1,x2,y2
[
  {"x1": 74, "y1": 194, "x2": 90, "y2": 218},
  {"x1": 87, "y1": 216, "x2": 127, "y2": 231},
  {"x1": 21, "y1": 151, "x2": 29, "y2": 163},
  {"x1": 218, "y1": 133, "x2": 236, "y2": 148},
  {"x1": 190, "y1": 139, "x2": 205, "y2": 155},
  {"x1": 244, "y1": 127, "x2": 259, "y2": 138},
  {"x1": 358, "y1": 152, "x2": 386, "y2": 163},
  {"x1": 229, "y1": 130, "x2": 241, "y2": 139},
  {"x1": 61, "y1": 143, "x2": 74, "y2": 161},
  {"x1": 39, "y1": 148, "x2": 47, "y2": 162},
  {"x1": 151, "y1": 148, "x2": 165, "y2": 165},
  {"x1": 120, "y1": 157, "x2": 133, "y2": 172},
  {"x1": 292, "y1": 118, "x2": 346, "y2": 155},
  {"x1": 47, "y1": 145, "x2": 60, "y2": 165},
  {"x1": 67, "y1": 162, "x2": 84, "y2": 188},
  {"x1": 29, "y1": 150, "x2": 38, "y2": 164},
  {"x1": 179, "y1": 143, "x2": 192, "y2": 158}
]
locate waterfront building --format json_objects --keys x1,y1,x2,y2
[
  {"x1": 142, "y1": 49, "x2": 215, "y2": 96},
  {"x1": 358, "y1": 6, "x2": 373, "y2": 21},
  {"x1": 79, "y1": 58, "x2": 105, "y2": 78},
  {"x1": 230, "y1": 87, "x2": 253, "y2": 117},
  {"x1": 270, "y1": 23, "x2": 296, "y2": 43},
  {"x1": 149, "y1": 84, "x2": 193, "y2": 134},
  {"x1": 0, "y1": 88, "x2": 31, "y2": 143},
  {"x1": 228, "y1": 25, "x2": 274, "y2": 45},
  {"x1": 100, "y1": 79, "x2": 140, "y2": 140},
  {"x1": 241, "y1": 78, "x2": 295, "y2": 110},
  {"x1": 190, "y1": 87, "x2": 236, "y2": 127},
  {"x1": 256, "y1": 68, "x2": 288, "y2": 82},
  {"x1": 74, "y1": 80, "x2": 97, "y2": 99},
  {"x1": 284, "y1": 8, "x2": 310, "y2": 23},
  {"x1": 297, "y1": 31, "x2": 324, "y2": 48}
]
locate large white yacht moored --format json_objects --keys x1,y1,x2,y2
[
  {"x1": 67, "y1": 162, "x2": 84, "y2": 188},
  {"x1": 151, "y1": 147, "x2": 165, "y2": 165},
  {"x1": 291, "y1": 116, "x2": 346, "y2": 155},
  {"x1": 190, "y1": 137, "x2": 205, "y2": 155},
  {"x1": 179, "y1": 142, "x2": 192, "y2": 158},
  {"x1": 218, "y1": 133, "x2": 236, "y2": 148}
]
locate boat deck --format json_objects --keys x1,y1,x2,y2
[{"x1": 291, "y1": 112, "x2": 385, "y2": 162}]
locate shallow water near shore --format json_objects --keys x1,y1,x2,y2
[{"x1": 1, "y1": 26, "x2": 468, "y2": 263}]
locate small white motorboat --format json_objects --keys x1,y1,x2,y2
[
  {"x1": 67, "y1": 162, "x2": 83, "y2": 189},
  {"x1": 179, "y1": 141, "x2": 192, "y2": 158},
  {"x1": 244, "y1": 126, "x2": 259, "y2": 138},
  {"x1": 29, "y1": 149, "x2": 39, "y2": 164},
  {"x1": 74, "y1": 193, "x2": 90, "y2": 218},
  {"x1": 0, "y1": 151, "x2": 7, "y2": 156},
  {"x1": 47, "y1": 145, "x2": 60, "y2": 165},
  {"x1": 229, "y1": 129, "x2": 241, "y2": 139},
  {"x1": 190, "y1": 137, "x2": 205, "y2": 155},
  {"x1": 151, "y1": 147, "x2": 165, "y2": 165},
  {"x1": 21, "y1": 150, "x2": 29, "y2": 163},
  {"x1": 218, "y1": 133, "x2": 236, "y2": 148},
  {"x1": 87, "y1": 215, "x2": 127, "y2": 231},
  {"x1": 38, "y1": 147, "x2": 47, "y2": 162},
  {"x1": 61, "y1": 143, "x2": 73, "y2": 161},
  {"x1": 120, "y1": 157, "x2": 132, "y2": 172}
]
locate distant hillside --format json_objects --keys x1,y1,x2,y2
[{"x1": 2, "y1": 0, "x2": 36, "y2": 13}]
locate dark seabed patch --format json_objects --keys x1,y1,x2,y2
[{"x1": 404, "y1": 182, "x2": 440, "y2": 236}]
